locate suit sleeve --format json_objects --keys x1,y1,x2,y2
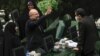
[{"x1": 78, "y1": 22, "x2": 86, "y2": 50}]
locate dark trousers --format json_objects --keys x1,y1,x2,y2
[
  {"x1": 75, "y1": 50, "x2": 95, "y2": 56},
  {"x1": 81, "y1": 52, "x2": 94, "y2": 56}
]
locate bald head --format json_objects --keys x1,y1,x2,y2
[{"x1": 29, "y1": 9, "x2": 39, "y2": 21}]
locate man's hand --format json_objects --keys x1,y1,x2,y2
[
  {"x1": 45, "y1": 6, "x2": 52, "y2": 15},
  {"x1": 73, "y1": 47, "x2": 79, "y2": 51}
]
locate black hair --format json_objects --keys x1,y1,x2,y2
[{"x1": 75, "y1": 8, "x2": 86, "y2": 17}]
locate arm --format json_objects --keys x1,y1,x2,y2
[
  {"x1": 56, "y1": 20, "x2": 65, "y2": 39},
  {"x1": 77, "y1": 22, "x2": 86, "y2": 50},
  {"x1": 44, "y1": 19, "x2": 59, "y2": 32}
]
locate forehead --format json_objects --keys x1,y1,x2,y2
[
  {"x1": 28, "y1": 4, "x2": 33, "y2": 6},
  {"x1": 29, "y1": 10, "x2": 39, "y2": 15}
]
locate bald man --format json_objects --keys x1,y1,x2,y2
[
  {"x1": 25, "y1": 9, "x2": 47, "y2": 52},
  {"x1": 29, "y1": 9, "x2": 40, "y2": 21}
]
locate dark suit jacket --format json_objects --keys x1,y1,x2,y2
[
  {"x1": 4, "y1": 32, "x2": 21, "y2": 56},
  {"x1": 0, "y1": 30, "x2": 4, "y2": 56},
  {"x1": 0, "y1": 21, "x2": 4, "y2": 56},
  {"x1": 25, "y1": 16, "x2": 45, "y2": 51},
  {"x1": 78, "y1": 16, "x2": 99, "y2": 55},
  {"x1": 4, "y1": 22, "x2": 21, "y2": 56}
]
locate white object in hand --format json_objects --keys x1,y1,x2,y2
[
  {"x1": 59, "y1": 39, "x2": 65, "y2": 43},
  {"x1": 63, "y1": 38, "x2": 68, "y2": 41},
  {"x1": 34, "y1": 53, "x2": 41, "y2": 56},
  {"x1": 29, "y1": 51, "x2": 41, "y2": 56},
  {"x1": 28, "y1": 51, "x2": 36, "y2": 56},
  {"x1": 68, "y1": 42, "x2": 77, "y2": 48},
  {"x1": 54, "y1": 45, "x2": 60, "y2": 51},
  {"x1": 54, "y1": 45, "x2": 60, "y2": 49},
  {"x1": 65, "y1": 40, "x2": 78, "y2": 48}
]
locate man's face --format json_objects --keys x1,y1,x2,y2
[
  {"x1": 27, "y1": 1, "x2": 34, "y2": 10},
  {"x1": 75, "y1": 12, "x2": 81, "y2": 22},
  {"x1": 29, "y1": 10, "x2": 39, "y2": 21},
  {"x1": 28, "y1": 5, "x2": 34, "y2": 10}
]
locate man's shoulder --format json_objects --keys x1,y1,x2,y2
[{"x1": 82, "y1": 16, "x2": 91, "y2": 23}]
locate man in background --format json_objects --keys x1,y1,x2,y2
[{"x1": 25, "y1": 9, "x2": 49, "y2": 52}]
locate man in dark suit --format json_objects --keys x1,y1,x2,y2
[
  {"x1": 73, "y1": 8, "x2": 99, "y2": 56},
  {"x1": 25, "y1": 9, "x2": 49, "y2": 52},
  {"x1": 4, "y1": 22, "x2": 21, "y2": 56},
  {"x1": 17, "y1": 0, "x2": 43, "y2": 40}
]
